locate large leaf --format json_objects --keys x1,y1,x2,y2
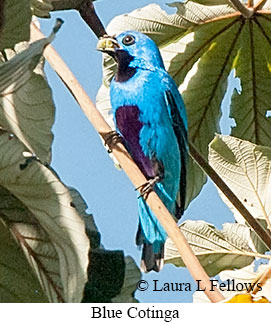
[
  {"x1": 168, "y1": 17, "x2": 241, "y2": 207},
  {"x1": 106, "y1": 3, "x2": 192, "y2": 47},
  {"x1": 230, "y1": 15, "x2": 271, "y2": 146},
  {"x1": 97, "y1": 1, "x2": 271, "y2": 210},
  {"x1": 70, "y1": 188, "x2": 139, "y2": 303},
  {"x1": 0, "y1": 131, "x2": 90, "y2": 302},
  {"x1": 164, "y1": 220, "x2": 269, "y2": 276},
  {"x1": 112, "y1": 256, "x2": 141, "y2": 303},
  {"x1": 0, "y1": 0, "x2": 31, "y2": 51},
  {"x1": 0, "y1": 23, "x2": 59, "y2": 163},
  {"x1": 209, "y1": 134, "x2": 271, "y2": 230},
  {"x1": 0, "y1": 218, "x2": 48, "y2": 302}
]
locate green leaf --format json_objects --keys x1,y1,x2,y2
[
  {"x1": 209, "y1": 134, "x2": 271, "y2": 230},
  {"x1": 31, "y1": 0, "x2": 53, "y2": 18},
  {"x1": 69, "y1": 186, "x2": 139, "y2": 303},
  {"x1": 170, "y1": 18, "x2": 241, "y2": 207},
  {"x1": 0, "y1": 0, "x2": 31, "y2": 51},
  {"x1": 164, "y1": 220, "x2": 263, "y2": 277},
  {"x1": 0, "y1": 218, "x2": 48, "y2": 302},
  {"x1": 0, "y1": 25, "x2": 59, "y2": 163},
  {"x1": 112, "y1": 256, "x2": 141, "y2": 303},
  {"x1": 230, "y1": 16, "x2": 271, "y2": 146},
  {"x1": 82, "y1": 248, "x2": 125, "y2": 302},
  {"x1": 0, "y1": 131, "x2": 90, "y2": 302}
]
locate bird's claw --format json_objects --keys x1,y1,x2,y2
[
  {"x1": 136, "y1": 176, "x2": 160, "y2": 199},
  {"x1": 104, "y1": 131, "x2": 123, "y2": 153}
]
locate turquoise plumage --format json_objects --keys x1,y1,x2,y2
[{"x1": 98, "y1": 31, "x2": 188, "y2": 272}]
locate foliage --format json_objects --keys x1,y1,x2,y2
[
  {"x1": 0, "y1": 0, "x2": 138, "y2": 303},
  {"x1": 1, "y1": 0, "x2": 271, "y2": 303}
]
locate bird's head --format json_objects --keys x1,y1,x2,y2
[{"x1": 97, "y1": 30, "x2": 165, "y2": 76}]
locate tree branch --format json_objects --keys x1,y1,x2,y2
[
  {"x1": 49, "y1": 0, "x2": 85, "y2": 11},
  {"x1": 30, "y1": 22, "x2": 225, "y2": 303},
  {"x1": 254, "y1": 0, "x2": 268, "y2": 11},
  {"x1": 189, "y1": 142, "x2": 271, "y2": 250},
  {"x1": 78, "y1": 0, "x2": 107, "y2": 38},
  {"x1": 49, "y1": 0, "x2": 106, "y2": 38},
  {"x1": 228, "y1": 0, "x2": 254, "y2": 17},
  {"x1": 251, "y1": 266, "x2": 271, "y2": 294}
]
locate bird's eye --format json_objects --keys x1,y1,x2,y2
[{"x1": 122, "y1": 35, "x2": 135, "y2": 46}]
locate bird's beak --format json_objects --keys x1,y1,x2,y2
[{"x1": 97, "y1": 35, "x2": 121, "y2": 55}]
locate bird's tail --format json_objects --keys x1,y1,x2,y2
[
  {"x1": 140, "y1": 243, "x2": 164, "y2": 273},
  {"x1": 136, "y1": 197, "x2": 167, "y2": 272}
]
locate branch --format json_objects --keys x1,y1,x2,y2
[
  {"x1": 251, "y1": 266, "x2": 271, "y2": 294},
  {"x1": 49, "y1": 0, "x2": 106, "y2": 38},
  {"x1": 189, "y1": 142, "x2": 271, "y2": 250},
  {"x1": 49, "y1": 0, "x2": 85, "y2": 11},
  {"x1": 78, "y1": 0, "x2": 107, "y2": 38},
  {"x1": 254, "y1": 0, "x2": 268, "y2": 11},
  {"x1": 30, "y1": 22, "x2": 225, "y2": 303},
  {"x1": 228, "y1": 0, "x2": 254, "y2": 17}
]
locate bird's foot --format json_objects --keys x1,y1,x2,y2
[
  {"x1": 136, "y1": 176, "x2": 161, "y2": 199},
  {"x1": 104, "y1": 131, "x2": 123, "y2": 153}
]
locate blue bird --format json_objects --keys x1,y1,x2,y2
[{"x1": 97, "y1": 31, "x2": 188, "y2": 272}]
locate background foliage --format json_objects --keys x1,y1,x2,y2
[{"x1": 0, "y1": 0, "x2": 270, "y2": 303}]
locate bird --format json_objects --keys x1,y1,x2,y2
[{"x1": 97, "y1": 30, "x2": 188, "y2": 272}]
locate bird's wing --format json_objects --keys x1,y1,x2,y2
[{"x1": 165, "y1": 88, "x2": 188, "y2": 219}]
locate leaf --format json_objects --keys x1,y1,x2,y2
[
  {"x1": 106, "y1": 4, "x2": 191, "y2": 46},
  {"x1": 230, "y1": 15, "x2": 271, "y2": 147},
  {"x1": 165, "y1": 220, "x2": 261, "y2": 276},
  {"x1": 222, "y1": 222, "x2": 269, "y2": 254},
  {"x1": 82, "y1": 248, "x2": 125, "y2": 302},
  {"x1": 0, "y1": 218, "x2": 48, "y2": 302},
  {"x1": 189, "y1": 0, "x2": 230, "y2": 5},
  {"x1": 0, "y1": 23, "x2": 59, "y2": 163},
  {"x1": 31, "y1": 0, "x2": 53, "y2": 18},
  {"x1": 0, "y1": 0, "x2": 31, "y2": 51},
  {"x1": 168, "y1": 1, "x2": 235, "y2": 24},
  {"x1": 209, "y1": 135, "x2": 271, "y2": 229},
  {"x1": 112, "y1": 256, "x2": 141, "y2": 303},
  {"x1": 69, "y1": 187, "x2": 138, "y2": 303},
  {"x1": 220, "y1": 263, "x2": 271, "y2": 301},
  {"x1": 0, "y1": 131, "x2": 90, "y2": 302}
]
